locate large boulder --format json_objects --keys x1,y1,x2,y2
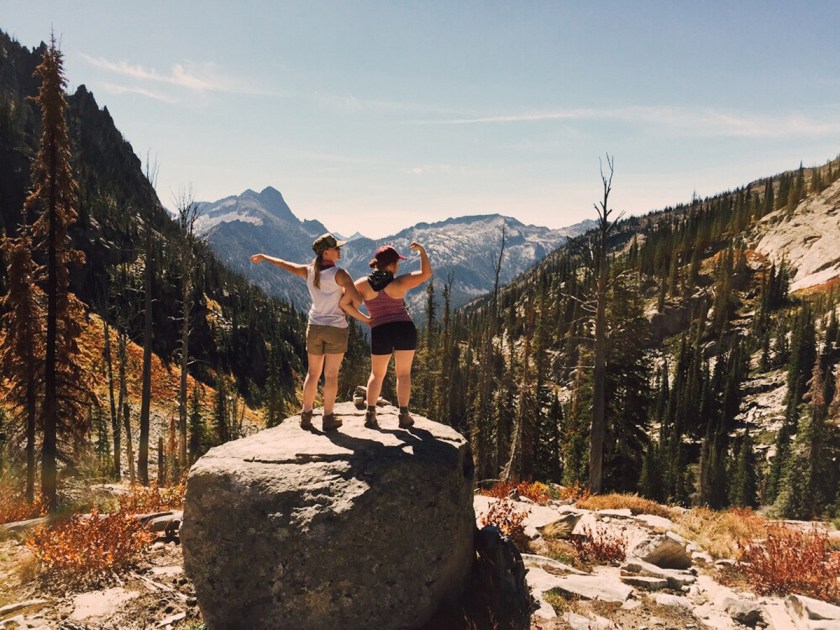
[{"x1": 182, "y1": 402, "x2": 475, "y2": 629}]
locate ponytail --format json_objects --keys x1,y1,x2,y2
[{"x1": 313, "y1": 254, "x2": 322, "y2": 288}]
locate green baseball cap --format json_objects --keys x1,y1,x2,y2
[{"x1": 312, "y1": 233, "x2": 347, "y2": 255}]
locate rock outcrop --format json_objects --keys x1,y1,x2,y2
[{"x1": 181, "y1": 402, "x2": 475, "y2": 629}]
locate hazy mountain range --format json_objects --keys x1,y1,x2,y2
[{"x1": 194, "y1": 187, "x2": 596, "y2": 317}]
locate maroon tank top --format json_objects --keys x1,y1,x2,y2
[{"x1": 365, "y1": 289, "x2": 412, "y2": 328}]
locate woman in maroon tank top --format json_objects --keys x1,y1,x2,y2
[{"x1": 341, "y1": 242, "x2": 432, "y2": 429}]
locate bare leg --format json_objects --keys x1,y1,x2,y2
[
  {"x1": 322, "y1": 353, "x2": 344, "y2": 415},
  {"x1": 393, "y1": 350, "x2": 416, "y2": 408},
  {"x1": 366, "y1": 354, "x2": 392, "y2": 408},
  {"x1": 303, "y1": 353, "x2": 325, "y2": 411}
]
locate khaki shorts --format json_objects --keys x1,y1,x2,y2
[{"x1": 306, "y1": 324, "x2": 349, "y2": 355}]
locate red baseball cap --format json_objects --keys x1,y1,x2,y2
[{"x1": 372, "y1": 245, "x2": 406, "y2": 266}]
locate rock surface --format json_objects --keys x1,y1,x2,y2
[{"x1": 182, "y1": 402, "x2": 475, "y2": 629}]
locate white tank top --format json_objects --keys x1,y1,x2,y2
[{"x1": 306, "y1": 265, "x2": 348, "y2": 328}]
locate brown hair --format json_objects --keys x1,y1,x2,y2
[
  {"x1": 369, "y1": 256, "x2": 387, "y2": 270},
  {"x1": 313, "y1": 254, "x2": 323, "y2": 288}
]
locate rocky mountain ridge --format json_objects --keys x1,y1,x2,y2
[{"x1": 195, "y1": 186, "x2": 595, "y2": 317}]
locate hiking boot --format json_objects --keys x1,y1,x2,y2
[
  {"x1": 322, "y1": 413, "x2": 342, "y2": 431},
  {"x1": 398, "y1": 411, "x2": 414, "y2": 429},
  {"x1": 364, "y1": 409, "x2": 379, "y2": 429},
  {"x1": 300, "y1": 409, "x2": 313, "y2": 429}
]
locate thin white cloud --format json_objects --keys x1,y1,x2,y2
[
  {"x1": 407, "y1": 106, "x2": 840, "y2": 139},
  {"x1": 312, "y1": 90, "x2": 464, "y2": 117},
  {"x1": 100, "y1": 82, "x2": 179, "y2": 104},
  {"x1": 404, "y1": 164, "x2": 454, "y2": 176},
  {"x1": 80, "y1": 53, "x2": 271, "y2": 96}
]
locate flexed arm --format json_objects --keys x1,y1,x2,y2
[
  {"x1": 249, "y1": 253, "x2": 308, "y2": 279},
  {"x1": 393, "y1": 242, "x2": 432, "y2": 290}
]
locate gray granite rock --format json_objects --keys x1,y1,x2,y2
[{"x1": 182, "y1": 403, "x2": 475, "y2": 630}]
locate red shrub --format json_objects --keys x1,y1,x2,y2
[
  {"x1": 570, "y1": 524, "x2": 627, "y2": 565},
  {"x1": 479, "y1": 498, "x2": 529, "y2": 548},
  {"x1": 737, "y1": 525, "x2": 840, "y2": 603}
]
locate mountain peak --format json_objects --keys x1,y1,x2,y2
[{"x1": 259, "y1": 185, "x2": 283, "y2": 199}]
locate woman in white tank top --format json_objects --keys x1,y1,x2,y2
[{"x1": 250, "y1": 233, "x2": 370, "y2": 431}]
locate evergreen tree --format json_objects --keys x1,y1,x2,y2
[
  {"x1": 775, "y1": 353, "x2": 831, "y2": 518},
  {"x1": 562, "y1": 359, "x2": 591, "y2": 487},
  {"x1": 188, "y1": 385, "x2": 207, "y2": 464},
  {"x1": 213, "y1": 374, "x2": 229, "y2": 445},
  {"x1": 638, "y1": 440, "x2": 664, "y2": 502},
  {"x1": 0, "y1": 226, "x2": 45, "y2": 502},
  {"x1": 26, "y1": 35, "x2": 91, "y2": 509},
  {"x1": 785, "y1": 305, "x2": 816, "y2": 425},
  {"x1": 729, "y1": 432, "x2": 758, "y2": 508}
]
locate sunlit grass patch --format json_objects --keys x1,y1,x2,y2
[
  {"x1": 576, "y1": 493, "x2": 675, "y2": 520},
  {"x1": 676, "y1": 506, "x2": 767, "y2": 560}
]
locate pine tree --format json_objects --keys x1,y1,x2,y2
[
  {"x1": 0, "y1": 225, "x2": 45, "y2": 501},
  {"x1": 25, "y1": 34, "x2": 91, "y2": 509},
  {"x1": 638, "y1": 440, "x2": 664, "y2": 502},
  {"x1": 785, "y1": 305, "x2": 816, "y2": 426},
  {"x1": 188, "y1": 385, "x2": 206, "y2": 464},
  {"x1": 729, "y1": 432, "x2": 758, "y2": 508},
  {"x1": 775, "y1": 353, "x2": 831, "y2": 518},
  {"x1": 562, "y1": 359, "x2": 591, "y2": 487},
  {"x1": 213, "y1": 373, "x2": 229, "y2": 445}
]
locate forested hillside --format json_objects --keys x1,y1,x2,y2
[
  {"x1": 410, "y1": 156, "x2": 840, "y2": 520},
  {"x1": 0, "y1": 31, "x2": 307, "y2": 504}
]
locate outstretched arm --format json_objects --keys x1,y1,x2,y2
[
  {"x1": 393, "y1": 242, "x2": 432, "y2": 290},
  {"x1": 336, "y1": 270, "x2": 373, "y2": 325},
  {"x1": 250, "y1": 253, "x2": 308, "y2": 279}
]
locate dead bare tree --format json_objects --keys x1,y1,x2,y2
[
  {"x1": 589, "y1": 154, "x2": 621, "y2": 494},
  {"x1": 175, "y1": 186, "x2": 200, "y2": 473},
  {"x1": 138, "y1": 152, "x2": 158, "y2": 485},
  {"x1": 473, "y1": 224, "x2": 506, "y2": 480}
]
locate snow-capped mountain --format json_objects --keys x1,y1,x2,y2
[
  {"x1": 195, "y1": 187, "x2": 318, "y2": 308},
  {"x1": 339, "y1": 215, "x2": 595, "y2": 318},
  {"x1": 195, "y1": 187, "x2": 594, "y2": 318}
]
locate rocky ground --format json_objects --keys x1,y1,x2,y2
[
  {"x1": 1, "y1": 493, "x2": 839, "y2": 629},
  {"x1": 474, "y1": 493, "x2": 840, "y2": 630}
]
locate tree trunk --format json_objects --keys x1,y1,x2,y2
[
  {"x1": 588, "y1": 155, "x2": 615, "y2": 495},
  {"x1": 118, "y1": 332, "x2": 135, "y2": 483},
  {"x1": 26, "y1": 380, "x2": 37, "y2": 503},
  {"x1": 138, "y1": 225, "x2": 153, "y2": 485},
  {"x1": 104, "y1": 315, "x2": 121, "y2": 479},
  {"x1": 178, "y1": 292, "x2": 189, "y2": 472},
  {"x1": 41, "y1": 128, "x2": 58, "y2": 511},
  {"x1": 589, "y1": 269, "x2": 607, "y2": 494}
]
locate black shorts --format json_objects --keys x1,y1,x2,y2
[{"x1": 371, "y1": 321, "x2": 417, "y2": 355}]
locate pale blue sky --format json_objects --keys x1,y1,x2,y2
[{"x1": 4, "y1": 1, "x2": 840, "y2": 237}]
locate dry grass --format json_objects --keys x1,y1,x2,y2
[
  {"x1": 676, "y1": 506, "x2": 767, "y2": 559},
  {"x1": 541, "y1": 538, "x2": 581, "y2": 568},
  {"x1": 737, "y1": 524, "x2": 840, "y2": 603},
  {"x1": 576, "y1": 493, "x2": 675, "y2": 520}
]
